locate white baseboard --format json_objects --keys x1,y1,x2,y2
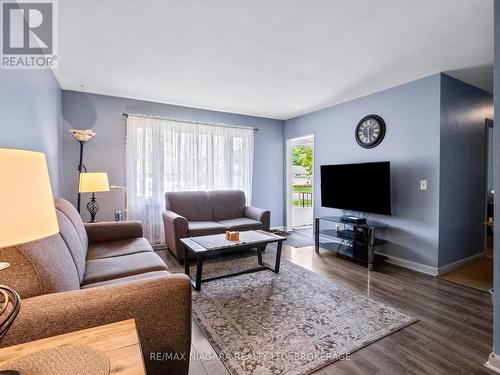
[
  {"x1": 380, "y1": 254, "x2": 439, "y2": 276},
  {"x1": 485, "y1": 353, "x2": 500, "y2": 373},
  {"x1": 437, "y1": 252, "x2": 483, "y2": 275},
  {"x1": 378, "y1": 252, "x2": 484, "y2": 277}
]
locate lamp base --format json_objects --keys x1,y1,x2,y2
[
  {"x1": 87, "y1": 193, "x2": 100, "y2": 223},
  {"x1": 0, "y1": 284, "x2": 21, "y2": 341}
]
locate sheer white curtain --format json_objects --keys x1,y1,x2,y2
[{"x1": 125, "y1": 115, "x2": 254, "y2": 244}]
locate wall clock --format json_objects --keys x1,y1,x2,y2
[{"x1": 355, "y1": 115, "x2": 386, "y2": 149}]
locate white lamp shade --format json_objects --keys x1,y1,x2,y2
[
  {"x1": 69, "y1": 128, "x2": 95, "y2": 142},
  {"x1": 79, "y1": 173, "x2": 110, "y2": 193},
  {"x1": 0, "y1": 149, "x2": 59, "y2": 248}
]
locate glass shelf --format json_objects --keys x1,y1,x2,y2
[
  {"x1": 315, "y1": 216, "x2": 389, "y2": 270},
  {"x1": 319, "y1": 216, "x2": 388, "y2": 229}
]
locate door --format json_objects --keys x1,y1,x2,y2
[{"x1": 286, "y1": 135, "x2": 314, "y2": 231}]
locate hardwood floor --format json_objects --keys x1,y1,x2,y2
[
  {"x1": 162, "y1": 244, "x2": 494, "y2": 375},
  {"x1": 440, "y1": 256, "x2": 493, "y2": 292},
  {"x1": 440, "y1": 234, "x2": 494, "y2": 292}
]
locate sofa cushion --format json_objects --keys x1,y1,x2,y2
[
  {"x1": 217, "y1": 218, "x2": 263, "y2": 231},
  {"x1": 209, "y1": 190, "x2": 246, "y2": 221},
  {"x1": 188, "y1": 221, "x2": 227, "y2": 237},
  {"x1": 165, "y1": 191, "x2": 212, "y2": 221},
  {"x1": 0, "y1": 234, "x2": 80, "y2": 299},
  {"x1": 81, "y1": 270, "x2": 171, "y2": 289},
  {"x1": 85, "y1": 221, "x2": 144, "y2": 244},
  {"x1": 82, "y1": 252, "x2": 168, "y2": 286},
  {"x1": 56, "y1": 209, "x2": 86, "y2": 281},
  {"x1": 54, "y1": 198, "x2": 89, "y2": 254},
  {"x1": 87, "y1": 238, "x2": 153, "y2": 260}
]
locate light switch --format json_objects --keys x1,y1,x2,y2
[{"x1": 420, "y1": 180, "x2": 428, "y2": 190}]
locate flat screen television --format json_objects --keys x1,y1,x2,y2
[{"x1": 320, "y1": 161, "x2": 391, "y2": 215}]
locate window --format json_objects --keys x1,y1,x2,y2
[{"x1": 126, "y1": 115, "x2": 254, "y2": 243}]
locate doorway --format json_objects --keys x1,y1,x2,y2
[
  {"x1": 286, "y1": 135, "x2": 314, "y2": 231},
  {"x1": 440, "y1": 119, "x2": 493, "y2": 291}
]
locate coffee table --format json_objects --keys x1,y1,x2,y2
[{"x1": 180, "y1": 230, "x2": 286, "y2": 290}]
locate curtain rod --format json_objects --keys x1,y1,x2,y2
[{"x1": 123, "y1": 113, "x2": 258, "y2": 132}]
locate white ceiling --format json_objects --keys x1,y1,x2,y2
[{"x1": 55, "y1": 0, "x2": 493, "y2": 120}]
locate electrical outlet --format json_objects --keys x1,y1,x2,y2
[{"x1": 420, "y1": 180, "x2": 428, "y2": 191}]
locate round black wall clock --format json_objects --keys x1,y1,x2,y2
[{"x1": 355, "y1": 114, "x2": 386, "y2": 149}]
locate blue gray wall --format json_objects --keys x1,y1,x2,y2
[
  {"x1": 0, "y1": 70, "x2": 62, "y2": 194},
  {"x1": 438, "y1": 74, "x2": 493, "y2": 267},
  {"x1": 61, "y1": 91, "x2": 284, "y2": 225},
  {"x1": 285, "y1": 73, "x2": 492, "y2": 270},
  {"x1": 493, "y1": 0, "x2": 500, "y2": 356},
  {"x1": 285, "y1": 75, "x2": 442, "y2": 268}
]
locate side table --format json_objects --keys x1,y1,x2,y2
[{"x1": 0, "y1": 319, "x2": 145, "y2": 375}]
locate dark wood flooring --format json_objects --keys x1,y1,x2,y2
[
  {"x1": 440, "y1": 234, "x2": 494, "y2": 292},
  {"x1": 159, "y1": 243, "x2": 494, "y2": 375}
]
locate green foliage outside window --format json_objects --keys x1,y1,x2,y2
[{"x1": 292, "y1": 146, "x2": 313, "y2": 175}]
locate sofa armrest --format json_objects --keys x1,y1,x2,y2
[
  {"x1": 162, "y1": 210, "x2": 189, "y2": 260},
  {"x1": 244, "y1": 206, "x2": 271, "y2": 231},
  {"x1": 84, "y1": 221, "x2": 143, "y2": 243},
  {"x1": 2, "y1": 274, "x2": 192, "y2": 375}
]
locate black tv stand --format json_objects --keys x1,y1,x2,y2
[{"x1": 314, "y1": 216, "x2": 388, "y2": 270}]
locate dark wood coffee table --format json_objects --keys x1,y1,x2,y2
[{"x1": 180, "y1": 230, "x2": 286, "y2": 290}]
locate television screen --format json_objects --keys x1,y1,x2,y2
[{"x1": 320, "y1": 161, "x2": 391, "y2": 215}]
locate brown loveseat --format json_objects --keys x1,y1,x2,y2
[
  {"x1": 0, "y1": 198, "x2": 191, "y2": 375},
  {"x1": 163, "y1": 190, "x2": 270, "y2": 261}
]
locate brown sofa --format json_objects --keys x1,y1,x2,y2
[
  {"x1": 0, "y1": 198, "x2": 191, "y2": 375},
  {"x1": 163, "y1": 190, "x2": 271, "y2": 261}
]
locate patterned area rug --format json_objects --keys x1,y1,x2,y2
[{"x1": 191, "y1": 255, "x2": 417, "y2": 375}]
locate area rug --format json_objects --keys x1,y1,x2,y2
[
  {"x1": 273, "y1": 229, "x2": 315, "y2": 248},
  {"x1": 283, "y1": 231, "x2": 314, "y2": 248},
  {"x1": 192, "y1": 255, "x2": 417, "y2": 375}
]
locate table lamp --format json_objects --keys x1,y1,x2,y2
[
  {"x1": 0, "y1": 148, "x2": 59, "y2": 350},
  {"x1": 79, "y1": 173, "x2": 110, "y2": 223}
]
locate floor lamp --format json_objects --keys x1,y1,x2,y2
[
  {"x1": 69, "y1": 129, "x2": 96, "y2": 213},
  {"x1": 0, "y1": 149, "x2": 59, "y2": 374}
]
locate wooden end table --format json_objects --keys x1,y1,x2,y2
[{"x1": 0, "y1": 320, "x2": 146, "y2": 375}]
